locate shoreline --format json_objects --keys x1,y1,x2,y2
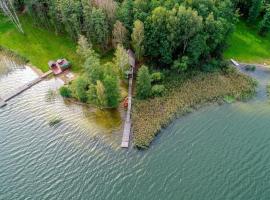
[{"x1": 132, "y1": 68, "x2": 257, "y2": 149}]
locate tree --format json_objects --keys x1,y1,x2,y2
[
  {"x1": 117, "y1": 0, "x2": 134, "y2": 31},
  {"x1": 136, "y1": 65, "x2": 151, "y2": 99},
  {"x1": 96, "y1": 80, "x2": 106, "y2": 106},
  {"x1": 76, "y1": 34, "x2": 92, "y2": 59},
  {"x1": 114, "y1": 44, "x2": 130, "y2": 78},
  {"x1": 248, "y1": 0, "x2": 263, "y2": 22},
  {"x1": 93, "y1": 0, "x2": 116, "y2": 26},
  {"x1": 103, "y1": 75, "x2": 120, "y2": 108},
  {"x1": 90, "y1": 7, "x2": 109, "y2": 48},
  {"x1": 75, "y1": 77, "x2": 88, "y2": 103},
  {"x1": 83, "y1": 51, "x2": 103, "y2": 83},
  {"x1": 259, "y1": 5, "x2": 270, "y2": 36},
  {"x1": 145, "y1": 6, "x2": 202, "y2": 65},
  {"x1": 131, "y1": 20, "x2": 145, "y2": 60},
  {"x1": 81, "y1": 0, "x2": 93, "y2": 41},
  {"x1": 112, "y1": 20, "x2": 128, "y2": 48}
]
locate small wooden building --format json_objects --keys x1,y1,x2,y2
[{"x1": 48, "y1": 58, "x2": 71, "y2": 75}]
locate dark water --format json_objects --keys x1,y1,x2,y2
[{"x1": 1, "y1": 57, "x2": 270, "y2": 200}]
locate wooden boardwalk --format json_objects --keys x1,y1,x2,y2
[
  {"x1": 0, "y1": 70, "x2": 52, "y2": 106},
  {"x1": 121, "y1": 68, "x2": 133, "y2": 148}
]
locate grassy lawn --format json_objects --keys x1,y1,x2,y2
[
  {"x1": 0, "y1": 14, "x2": 83, "y2": 72},
  {"x1": 224, "y1": 20, "x2": 270, "y2": 64}
]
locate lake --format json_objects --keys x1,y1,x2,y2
[{"x1": 1, "y1": 56, "x2": 270, "y2": 200}]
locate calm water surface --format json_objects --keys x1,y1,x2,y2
[{"x1": 1, "y1": 56, "x2": 270, "y2": 200}]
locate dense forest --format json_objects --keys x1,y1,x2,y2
[
  {"x1": 5, "y1": 0, "x2": 269, "y2": 109},
  {"x1": 12, "y1": 0, "x2": 236, "y2": 69}
]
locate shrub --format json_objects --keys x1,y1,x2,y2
[
  {"x1": 136, "y1": 65, "x2": 151, "y2": 99},
  {"x1": 59, "y1": 86, "x2": 72, "y2": 98},
  {"x1": 245, "y1": 65, "x2": 256, "y2": 71},
  {"x1": 151, "y1": 72, "x2": 164, "y2": 83},
  {"x1": 172, "y1": 56, "x2": 189, "y2": 73},
  {"x1": 202, "y1": 59, "x2": 220, "y2": 72},
  {"x1": 223, "y1": 95, "x2": 236, "y2": 104},
  {"x1": 151, "y1": 84, "x2": 165, "y2": 97},
  {"x1": 223, "y1": 65, "x2": 237, "y2": 74}
]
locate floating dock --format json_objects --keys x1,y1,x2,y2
[{"x1": 0, "y1": 70, "x2": 52, "y2": 107}]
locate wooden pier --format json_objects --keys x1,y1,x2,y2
[
  {"x1": 121, "y1": 50, "x2": 135, "y2": 148},
  {"x1": 0, "y1": 98, "x2": 6, "y2": 108},
  {"x1": 0, "y1": 70, "x2": 52, "y2": 107},
  {"x1": 121, "y1": 70, "x2": 133, "y2": 148}
]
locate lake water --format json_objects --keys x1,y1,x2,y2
[{"x1": 1, "y1": 56, "x2": 270, "y2": 200}]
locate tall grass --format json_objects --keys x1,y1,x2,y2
[{"x1": 132, "y1": 69, "x2": 257, "y2": 149}]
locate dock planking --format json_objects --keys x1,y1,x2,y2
[
  {"x1": 0, "y1": 98, "x2": 6, "y2": 108},
  {"x1": 1, "y1": 70, "x2": 52, "y2": 105},
  {"x1": 121, "y1": 68, "x2": 133, "y2": 148}
]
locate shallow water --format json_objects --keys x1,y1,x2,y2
[{"x1": 1, "y1": 57, "x2": 270, "y2": 200}]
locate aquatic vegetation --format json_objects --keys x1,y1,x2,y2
[
  {"x1": 0, "y1": 46, "x2": 28, "y2": 63},
  {"x1": 245, "y1": 65, "x2": 256, "y2": 71},
  {"x1": 223, "y1": 95, "x2": 236, "y2": 104},
  {"x1": 267, "y1": 84, "x2": 270, "y2": 96},
  {"x1": 46, "y1": 89, "x2": 57, "y2": 101},
  {"x1": 132, "y1": 70, "x2": 257, "y2": 149},
  {"x1": 49, "y1": 116, "x2": 62, "y2": 126}
]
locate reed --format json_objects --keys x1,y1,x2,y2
[{"x1": 132, "y1": 69, "x2": 257, "y2": 149}]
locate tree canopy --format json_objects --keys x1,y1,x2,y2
[{"x1": 13, "y1": 0, "x2": 237, "y2": 70}]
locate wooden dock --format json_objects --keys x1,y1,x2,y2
[
  {"x1": 121, "y1": 68, "x2": 133, "y2": 148},
  {"x1": 0, "y1": 98, "x2": 6, "y2": 108},
  {"x1": 0, "y1": 70, "x2": 52, "y2": 106}
]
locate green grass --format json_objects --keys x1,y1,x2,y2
[
  {"x1": 224, "y1": 20, "x2": 270, "y2": 64},
  {"x1": 0, "y1": 14, "x2": 83, "y2": 72}
]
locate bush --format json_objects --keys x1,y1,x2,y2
[
  {"x1": 245, "y1": 65, "x2": 256, "y2": 71},
  {"x1": 151, "y1": 72, "x2": 164, "y2": 83},
  {"x1": 151, "y1": 84, "x2": 165, "y2": 97},
  {"x1": 59, "y1": 86, "x2": 72, "y2": 98},
  {"x1": 223, "y1": 65, "x2": 237, "y2": 74},
  {"x1": 172, "y1": 56, "x2": 189, "y2": 73},
  {"x1": 223, "y1": 95, "x2": 236, "y2": 104},
  {"x1": 202, "y1": 59, "x2": 223, "y2": 72},
  {"x1": 136, "y1": 65, "x2": 151, "y2": 99}
]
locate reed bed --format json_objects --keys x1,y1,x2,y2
[
  {"x1": 0, "y1": 46, "x2": 28, "y2": 64},
  {"x1": 132, "y1": 69, "x2": 257, "y2": 149}
]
